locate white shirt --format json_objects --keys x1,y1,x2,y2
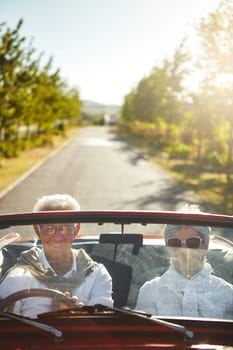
[
  {"x1": 136, "y1": 263, "x2": 233, "y2": 319},
  {"x1": 0, "y1": 249, "x2": 113, "y2": 318}
]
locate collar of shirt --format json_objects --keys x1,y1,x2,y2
[
  {"x1": 159, "y1": 263, "x2": 212, "y2": 290},
  {"x1": 39, "y1": 249, "x2": 77, "y2": 277}
]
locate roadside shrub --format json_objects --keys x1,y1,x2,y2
[
  {"x1": 200, "y1": 151, "x2": 224, "y2": 172},
  {"x1": 0, "y1": 142, "x2": 18, "y2": 158},
  {"x1": 33, "y1": 135, "x2": 54, "y2": 147},
  {"x1": 165, "y1": 143, "x2": 192, "y2": 160}
]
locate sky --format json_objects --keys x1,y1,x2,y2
[{"x1": 1, "y1": 0, "x2": 221, "y2": 105}]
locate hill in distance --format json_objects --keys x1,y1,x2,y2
[{"x1": 82, "y1": 100, "x2": 121, "y2": 116}]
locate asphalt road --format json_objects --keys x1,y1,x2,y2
[{"x1": 0, "y1": 125, "x2": 196, "y2": 214}]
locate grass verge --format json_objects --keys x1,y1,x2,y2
[
  {"x1": 114, "y1": 127, "x2": 233, "y2": 215},
  {"x1": 0, "y1": 127, "x2": 79, "y2": 193}
]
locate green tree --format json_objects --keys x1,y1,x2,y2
[
  {"x1": 122, "y1": 39, "x2": 190, "y2": 134},
  {"x1": 197, "y1": 0, "x2": 233, "y2": 168},
  {"x1": 183, "y1": 90, "x2": 218, "y2": 161},
  {"x1": 0, "y1": 19, "x2": 82, "y2": 157},
  {"x1": 121, "y1": 90, "x2": 136, "y2": 122},
  {"x1": 0, "y1": 19, "x2": 25, "y2": 155}
]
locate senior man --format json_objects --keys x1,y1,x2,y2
[{"x1": 0, "y1": 194, "x2": 113, "y2": 318}]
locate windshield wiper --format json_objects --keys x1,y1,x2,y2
[
  {"x1": 0, "y1": 311, "x2": 62, "y2": 338},
  {"x1": 39, "y1": 304, "x2": 194, "y2": 341},
  {"x1": 101, "y1": 305, "x2": 194, "y2": 341}
]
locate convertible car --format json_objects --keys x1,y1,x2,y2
[{"x1": 0, "y1": 210, "x2": 232, "y2": 349}]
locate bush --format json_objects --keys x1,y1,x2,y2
[
  {"x1": 33, "y1": 135, "x2": 54, "y2": 147},
  {"x1": 165, "y1": 143, "x2": 192, "y2": 160},
  {"x1": 0, "y1": 142, "x2": 18, "y2": 158},
  {"x1": 200, "y1": 151, "x2": 224, "y2": 172}
]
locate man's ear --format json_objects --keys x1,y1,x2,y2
[
  {"x1": 74, "y1": 223, "x2": 80, "y2": 238},
  {"x1": 33, "y1": 224, "x2": 41, "y2": 238}
]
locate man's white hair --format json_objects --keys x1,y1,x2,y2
[{"x1": 33, "y1": 194, "x2": 80, "y2": 211}]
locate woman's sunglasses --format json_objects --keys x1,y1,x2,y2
[{"x1": 166, "y1": 236, "x2": 203, "y2": 249}]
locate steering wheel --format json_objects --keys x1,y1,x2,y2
[{"x1": 0, "y1": 288, "x2": 78, "y2": 311}]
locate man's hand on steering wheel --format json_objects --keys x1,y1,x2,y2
[{"x1": 51, "y1": 291, "x2": 84, "y2": 311}]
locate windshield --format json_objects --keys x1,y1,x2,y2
[{"x1": 0, "y1": 219, "x2": 232, "y2": 321}]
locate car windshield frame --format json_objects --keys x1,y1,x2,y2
[{"x1": 0, "y1": 210, "x2": 232, "y2": 348}]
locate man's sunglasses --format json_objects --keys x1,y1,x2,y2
[{"x1": 166, "y1": 236, "x2": 203, "y2": 249}]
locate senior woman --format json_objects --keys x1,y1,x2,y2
[{"x1": 136, "y1": 205, "x2": 233, "y2": 319}]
